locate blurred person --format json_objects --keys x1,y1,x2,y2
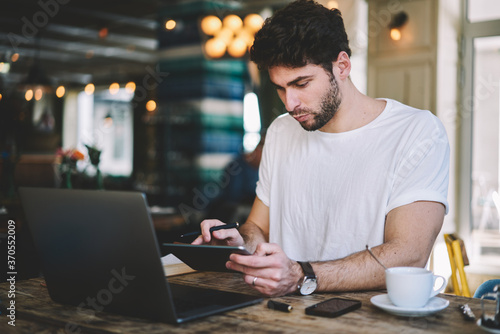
[{"x1": 204, "y1": 134, "x2": 265, "y2": 223}]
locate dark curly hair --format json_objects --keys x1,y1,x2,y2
[{"x1": 250, "y1": 0, "x2": 351, "y2": 73}]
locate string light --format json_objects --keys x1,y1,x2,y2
[
  {"x1": 25, "y1": 89, "x2": 33, "y2": 101},
  {"x1": 243, "y1": 14, "x2": 264, "y2": 33},
  {"x1": 205, "y1": 38, "x2": 227, "y2": 59},
  {"x1": 34, "y1": 88, "x2": 43, "y2": 101},
  {"x1": 202, "y1": 13, "x2": 263, "y2": 59},
  {"x1": 146, "y1": 100, "x2": 157, "y2": 113},
  {"x1": 85, "y1": 83, "x2": 95, "y2": 95},
  {"x1": 201, "y1": 15, "x2": 222, "y2": 35},
  {"x1": 56, "y1": 85, "x2": 65, "y2": 98},
  {"x1": 223, "y1": 14, "x2": 243, "y2": 31},
  {"x1": 165, "y1": 19, "x2": 176, "y2": 30},
  {"x1": 228, "y1": 38, "x2": 247, "y2": 58},
  {"x1": 109, "y1": 82, "x2": 120, "y2": 95},
  {"x1": 125, "y1": 81, "x2": 136, "y2": 93}
]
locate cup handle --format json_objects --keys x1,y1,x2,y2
[{"x1": 430, "y1": 275, "x2": 447, "y2": 298}]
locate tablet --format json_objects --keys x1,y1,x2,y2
[{"x1": 162, "y1": 243, "x2": 251, "y2": 272}]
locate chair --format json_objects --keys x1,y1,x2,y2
[
  {"x1": 444, "y1": 233, "x2": 471, "y2": 297},
  {"x1": 473, "y1": 279, "x2": 500, "y2": 299}
]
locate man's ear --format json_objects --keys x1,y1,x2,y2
[{"x1": 334, "y1": 51, "x2": 351, "y2": 80}]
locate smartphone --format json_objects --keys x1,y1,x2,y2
[{"x1": 305, "y1": 297, "x2": 362, "y2": 318}]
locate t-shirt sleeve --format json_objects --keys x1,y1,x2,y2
[{"x1": 386, "y1": 114, "x2": 450, "y2": 214}]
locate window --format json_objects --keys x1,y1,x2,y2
[
  {"x1": 459, "y1": 1, "x2": 500, "y2": 273},
  {"x1": 243, "y1": 92, "x2": 261, "y2": 152},
  {"x1": 63, "y1": 88, "x2": 134, "y2": 178},
  {"x1": 467, "y1": 0, "x2": 500, "y2": 23}
]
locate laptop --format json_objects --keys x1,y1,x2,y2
[{"x1": 19, "y1": 187, "x2": 263, "y2": 324}]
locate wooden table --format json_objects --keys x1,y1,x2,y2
[{"x1": 0, "y1": 271, "x2": 491, "y2": 333}]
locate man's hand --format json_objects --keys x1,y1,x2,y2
[
  {"x1": 226, "y1": 243, "x2": 302, "y2": 297},
  {"x1": 191, "y1": 219, "x2": 245, "y2": 246}
]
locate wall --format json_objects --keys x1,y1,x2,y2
[{"x1": 367, "y1": 0, "x2": 461, "y2": 277}]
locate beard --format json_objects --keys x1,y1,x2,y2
[{"x1": 291, "y1": 74, "x2": 342, "y2": 132}]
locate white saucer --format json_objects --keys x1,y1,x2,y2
[
  {"x1": 370, "y1": 294, "x2": 449, "y2": 317},
  {"x1": 477, "y1": 319, "x2": 500, "y2": 333}
]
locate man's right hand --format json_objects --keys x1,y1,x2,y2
[{"x1": 191, "y1": 219, "x2": 245, "y2": 247}]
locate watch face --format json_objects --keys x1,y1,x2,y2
[{"x1": 300, "y1": 278, "x2": 317, "y2": 295}]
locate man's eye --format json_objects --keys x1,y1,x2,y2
[{"x1": 296, "y1": 82, "x2": 309, "y2": 88}]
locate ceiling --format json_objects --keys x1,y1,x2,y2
[{"x1": 0, "y1": 0, "x2": 288, "y2": 94}]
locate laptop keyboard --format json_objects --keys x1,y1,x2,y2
[
  {"x1": 168, "y1": 283, "x2": 261, "y2": 319},
  {"x1": 173, "y1": 296, "x2": 216, "y2": 314}
]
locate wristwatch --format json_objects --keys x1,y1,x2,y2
[{"x1": 297, "y1": 261, "x2": 317, "y2": 295}]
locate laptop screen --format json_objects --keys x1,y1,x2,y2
[{"x1": 19, "y1": 187, "x2": 262, "y2": 324}]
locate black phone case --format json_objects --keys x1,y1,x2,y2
[{"x1": 305, "y1": 297, "x2": 362, "y2": 318}]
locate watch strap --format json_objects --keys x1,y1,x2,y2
[{"x1": 298, "y1": 261, "x2": 316, "y2": 279}]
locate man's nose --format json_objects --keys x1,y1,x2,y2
[{"x1": 283, "y1": 90, "x2": 301, "y2": 112}]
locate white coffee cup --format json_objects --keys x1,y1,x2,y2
[{"x1": 385, "y1": 267, "x2": 446, "y2": 308}]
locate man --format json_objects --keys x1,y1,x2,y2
[{"x1": 193, "y1": 0, "x2": 449, "y2": 297}]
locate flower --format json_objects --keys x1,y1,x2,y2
[
  {"x1": 56, "y1": 148, "x2": 85, "y2": 163},
  {"x1": 56, "y1": 147, "x2": 85, "y2": 189}
]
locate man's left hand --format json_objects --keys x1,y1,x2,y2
[{"x1": 227, "y1": 243, "x2": 302, "y2": 297}]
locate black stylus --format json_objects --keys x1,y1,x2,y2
[{"x1": 180, "y1": 222, "x2": 240, "y2": 238}]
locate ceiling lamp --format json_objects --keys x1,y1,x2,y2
[
  {"x1": 165, "y1": 19, "x2": 176, "y2": 30},
  {"x1": 19, "y1": 63, "x2": 53, "y2": 101},
  {"x1": 18, "y1": 34, "x2": 53, "y2": 101},
  {"x1": 201, "y1": 15, "x2": 222, "y2": 35},
  {"x1": 146, "y1": 100, "x2": 157, "y2": 113},
  {"x1": 223, "y1": 15, "x2": 243, "y2": 31},
  {"x1": 228, "y1": 38, "x2": 247, "y2": 58},
  {"x1": 201, "y1": 13, "x2": 264, "y2": 59},
  {"x1": 25, "y1": 89, "x2": 33, "y2": 101},
  {"x1": 56, "y1": 85, "x2": 65, "y2": 98},
  {"x1": 34, "y1": 88, "x2": 43, "y2": 101},
  {"x1": 109, "y1": 82, "x2": 120, "y2": 95},
  {"x1": 389, "y1": 11, "x2": 408, "y2": 41},
  {"x1": 85, "y1": 83, "x2": 95, "y2": 95},
  {"x1": 103, "y1": 112, "x2": 113, "y2": 129},
  {"x1": 125, "y1": 81, "x2": 136, "y2": 94},
  {"x1": 205, "y1": 38, "x2": 227, "y2": 59},
  {"x1": 243, "y1": 14, "x2": 264, "y2": 33}
]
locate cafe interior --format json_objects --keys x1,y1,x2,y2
[{"x1": 0, "y1": 0, "x2": 499, "y2": 302}]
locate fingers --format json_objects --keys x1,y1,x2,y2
[
  {"x1": 243, "y1": 274, "x2": 276, "y2": 296},
  {"x1": 199, "y1": 219, "x2": 225, "y2": 243},
  {"x1": 227, "y1": 243, "x2": 285, "y2": 276},
  {"x1": 229, "y1": 243, "x2": 281, "y2": 267},
  {"x1": 226, "y1": 242, "x2": 299, "y2": 296},
  {"x1": 193, "y1": 219, "x2": 245, "y2": 246},
  {"x1": 190, "y1": 235, "x2": 203, "y2": 245}
]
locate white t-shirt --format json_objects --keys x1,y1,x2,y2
[{"x1": 255, "y1": 99, "x2": 449, "y2": 262}]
